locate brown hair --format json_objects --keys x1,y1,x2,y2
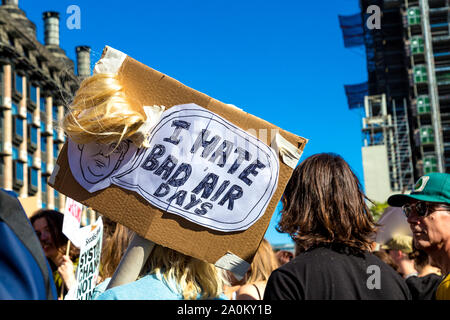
[
  {"x1": 373, "y1": 250, "x2": 399, "y2": 272},
  {"x1": 277, "y1": 153, "x2": 376, "y2": 254},
  {"x1": 246, "y1": 238, "x2": 280, "y2": 283},
  {"x1": 30, "y1": 209, "x2": 80, "y2": 263},
  {"x1": 99, "y1": 217, "x2": 132, "y2": 279}
]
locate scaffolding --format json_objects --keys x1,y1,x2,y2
[
  {"x1": 404, "y1": 0, "x2": 450, "y2": 173},
  {"x1": 362, "y1": 94, "x2": 414, "y2": 192},
  {"x1": 392, "y1": 98, "x2": 415, "y2": 191},
  {"x1": 340, "y1": 0, "x2": 449, "y2": 193}
]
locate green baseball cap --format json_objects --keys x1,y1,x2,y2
[{"x1": 387, "y1": 173, "x2": 450, "y2": 207}]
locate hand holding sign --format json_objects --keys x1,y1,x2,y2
[{"x1": 57, "y1": 255, "x2": 77, "y2": 290}]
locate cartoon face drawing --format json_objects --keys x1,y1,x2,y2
[{"x1": 78, "y1": 140, "x2": 130, "y2": 184}]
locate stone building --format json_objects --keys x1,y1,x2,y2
[{"x1": 0, "y1": 0, "x2": 91, "y2": 215}]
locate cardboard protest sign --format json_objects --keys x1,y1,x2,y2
[
  {"x1": 67, "y1": 104, "x2": 279, "y2": 232},
  {"x1": 62, "y1": 197, "x2": 83, "y2": 248},
  {"x1": 50, "y1": 46, "x2": 307, "y2": 274},
  {"x1": 75, "y1": 217, "x2": 103, "y2": 300}
]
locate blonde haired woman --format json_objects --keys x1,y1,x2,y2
[
  {"x1": 96, "y1": 244, "x2": 228, "y2": 300},
  {"x1": 224, "y1": 239, "x2": 279, "y2": 300}
]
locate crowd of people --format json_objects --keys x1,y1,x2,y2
[{"x1": 1, "y1": 152, "x2": 449, "y2": 300}]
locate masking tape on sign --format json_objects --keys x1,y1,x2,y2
[
  {"x1": 272, "y1": 132, "x2": 302, "y2": 169},
  {"x1": 215, "y1": 252, "x2": 251, "y2": 281},
  {"x1": 93, "y1": 46, "x2": 127, "y2": 75}
]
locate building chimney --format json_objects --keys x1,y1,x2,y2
[
  {"x1": 76, "y1": 46, "x2": 91, "y2": 78},
  {"x1": 2, "y1": 0, "x2": 19, "y2": 6},
  {"x1": 1, "y1": 0, "x2": 37, "y2": 38},
  {"x1": 43, "y1": 11, "x2": 59, "y2": 46}
]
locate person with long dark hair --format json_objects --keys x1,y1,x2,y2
[
  {"x1": 31, "y1": 209, "x2": 79, "y2": 297},
  {"x1": 264, "y1": 153, "x2": 411, "y2": 300}
]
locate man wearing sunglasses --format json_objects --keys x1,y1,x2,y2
[{"x1": 388, "y1": 173, "x2": 450, "y2": 300}]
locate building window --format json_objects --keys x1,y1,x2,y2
[
  {"x1": 15, "y1": 73, "x2": 23, "y2": 95},
  {"x1": 13, "y1": 160, "x2": 24, "y2": 188},
  {"x1": 54, "y1": 190, "x2": 59, "y2": 211},
  {"x1": 28, "y1": 125, "x2": 38, "y2": 152},
  {"x1": 29, "y1": 167, "x2": 38, "y2": 194},
  {"x1": 29, "y1": 125, "x2": 38, "y2": 145},
  {"x1": 28, "y1": 154, "x2": 39, "y2": 193},
  {"x1": 40, "y1": 96, "x2": 46, "y2": 113},
  {"x1": 41, "y1": 175, "x2": 47, "y2": 192},
  {"x1": 53, "y1": 142, "x2": 59, "y2": 158},
  {"x1": 41, "y1": 136, "x2": 47, "y2": 152},
  {"x1": 27, "y1": 110, "x2": 33, "y2": 123},
  {"x1": 27, "y1": 111, "x2": 37, "y2": 153},
  {"x1": 15, "y1": 117, "x2": 23, "y2": 137},
  {"x1": 41, "y1": 175, "x2": 47, "y2": 207},
  {"x1": 12, "y1": 146, "x2": 18, "y2": 160},
  {"x1": 29, "y1": 85, "x2": 37, "y2": 104},
  {"x1": 27, "y1": 154, "x2": 38, "y2": 193},
  {"x1": 12, "y1": 101, "x2": 18, "y2": 115},
  {"x1": 13, "y1": 116, "x2": 24, "y2": 143},
  {"x1": 16, "y1": 162, "x2": 23, "y2": 180},
  {"x1": 41, "y1": 160, "x2": 46, "y2": 175},
  {"x1": 40, "y1": 120, "x2": 46, "y2": 133},
  {"x1": 27, "y1": 154, "x2": 33, "y2": 167},
  {"x1": 52, "y1": 105, "x2": 58, "y2": 121}
]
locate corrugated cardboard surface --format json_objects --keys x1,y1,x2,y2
[{"x1": 50, "y1": 52, "x2": 307, "y2": 265}]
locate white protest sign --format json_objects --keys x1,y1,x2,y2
[
  {"x1": 62, "y1": 197, "x2": 83, "y2": 248},
  {"x1": 75, "y1": 216, "x2": 103, "y2": 300},
  {"x1": 67, "y1": 103, "x2": 279, "y2": 232}
]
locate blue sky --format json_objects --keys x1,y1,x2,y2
[{"x1": 21, "y1": 1, "x2": 368, "y2": 245}]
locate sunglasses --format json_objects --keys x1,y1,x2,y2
[{"x1": 402, "y1": 201, "x2": 450, "y2": 218}]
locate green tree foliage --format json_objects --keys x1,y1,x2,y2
[{"x1": 370, "y1": 201, "x2": 389, "y2": 222}]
